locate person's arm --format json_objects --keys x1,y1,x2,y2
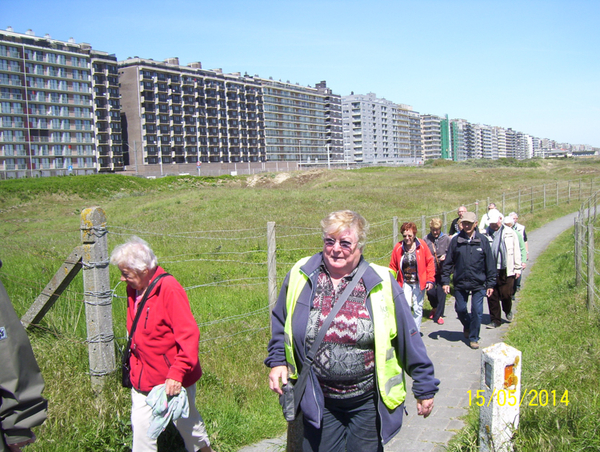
[
  {"x1": 0, "y1": 282, "x2": 47, "y2": 449},
  {"x1": 422, "y1": 242, "x2": 436, "y2": 289},
  {"x1": 389, "y1": 243, "x2": 401, "y2": 277},
  {"x1": 163, "y1": 277, "x2": 200, "y2": 386},
  {"x1": 441, "y1": 237, "x2": 456, "y2": 290},
  {"x1": 390, "y1": 275, "x2": 439, "y2": 409}
]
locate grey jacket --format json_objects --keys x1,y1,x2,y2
[{"x1": 0, "y1": 280, "x2": 47, "y2": 451}]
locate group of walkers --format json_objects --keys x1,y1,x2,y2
[
  {"x1": 266, "y1": 206, "x2": 527, "y2": 451},
  {"x1": 1, "y1": 204, "x2": 527, "y2": 452},
  {"x1": 392, "y1": 203, "x2": 528, "y2": 350}
]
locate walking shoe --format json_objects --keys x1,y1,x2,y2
[
  {"x1": 470, "y1": 342, "x2": 480, "y2": 349},
  {"x1": 436, "y1": 318, "x2": 444, "y2": 325},
  {"x1": 492, "y1": 321, "x2": 501, "y2": 328},
  {"x1": 506, "y1": 311, "x2": 514, "y2": 321},
  {"x1": 428, "y1": 309, "x2": 436, "y2": 319},
  {"x1": 463, "y1": 327, "x2": 470, "y2": 338}
]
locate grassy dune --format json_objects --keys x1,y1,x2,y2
[{"x1": 0, "y1": 158, "x2": 599, "y2": 451}]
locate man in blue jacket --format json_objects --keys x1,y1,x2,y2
[{"x1": 441, "y1": 212, "x2": 496, "y2": 349}]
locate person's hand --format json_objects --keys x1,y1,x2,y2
[
  {"x1": 515, "y1": 272, "x2": 521, "y2": 278},
  {"x1": 417, "y1": 398, "x2": 434, "y2": 418},
  {"x1": 425, "y1": 282, "x2": 433, "y2": 291},
  {"x1": 269, "y1": 365, "x2": 288, "y2": 395},
  {"x1": 442, "y1": 285, "x2": 450, "y2": 294},
  {"x1": 521, "y1": 263, "x2": 526, "y2": 269},
  {"x1": 165, "y1": 378, "x2": 182, "y2": 396},
  {"x1": 439, "y1": 254, "x2": 446, "y2": 261},
  {"x1": 486, "y1": 288, "x2": 494, "y2": 297}
]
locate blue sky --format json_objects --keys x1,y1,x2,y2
[{"x1": 3, "y1": 0, "x2": 599, "y2": 146}]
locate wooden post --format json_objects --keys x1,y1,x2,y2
[
  {"x1": 443, "y1": 211, "x2": 447, "y2": 234},
  {"x1": 267, "y1": 222, "x2": 277, "y2": 320},
  {"x1": 575, "y1": 218, "x2": 581, "y2": 287},
  {"x1": 530, "y1": 187, "x2": 534, "y2": 214},
  {"x1": 543, "y1": 184, "x2": 546, "y2": 209},
  {"x1": 587, "y1": 222, "x2": 595, "y2": 311},
  {"x1": 21, "y1": 247, "x2": 83, "y2": 328},
  {"x1": 80, "y1": 207, "x2": 115, "y2": 390},
  {"x1": 421, "y1": 215, "x2": 426, "y2": 237},
  {"x1": 393, "y1": 216, "x2": 399, "y2": 245},
  {"x1": 475, "y1": 200, "x2": 479, "y2": 218}
]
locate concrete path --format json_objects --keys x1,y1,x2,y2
[{"x1": 239, "y1": 210, "x2": 581, "y2": 452}]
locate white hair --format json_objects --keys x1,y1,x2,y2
[{"x1": 110, "y1": 236, "x2": 158, "y2": 273}]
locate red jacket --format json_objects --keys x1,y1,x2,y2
[
  {"x1": 389, "y1": 238, "x2": 436, "y2": 291},
  {"x1": 126, "y1": 266, "x2": 202, "y2": 392}
]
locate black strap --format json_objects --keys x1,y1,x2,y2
[
  {"x1": 125, "y1": 273, "x2": 171, "y2": 352},
  {"x1": 292, "y1": 259, "x2": 370, "y2": 412}
]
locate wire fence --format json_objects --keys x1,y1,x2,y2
[
  {"x1": 574, "y1": 191, "x2": 600, "y2": 311},
  {"x1": 6, "y1": 177, "x2": 600, "y2": 357}
]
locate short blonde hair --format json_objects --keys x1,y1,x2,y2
[
  {"x1": 429, "y1": 218, "x2": 443, "y2": 229},
  {"x1": 321, "y1": 210, "x2": 369, "y2": 251},
  {"x1": 110, "y1": 236, "x2": 158, "y2": 273}
]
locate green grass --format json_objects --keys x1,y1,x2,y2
[
  {"x1": 1, "y1": 158, "x2": 600, "y2": 451},
  {"x1": 447, "y1": 227, "x2": 600, "y2": 451}
]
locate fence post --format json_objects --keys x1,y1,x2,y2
[
  {"x1": 443, "y1": 211, "x2": 447, "y2": 234},
  {"x1": 393, "y1": 216, "x2": 399, "y2": 245},
  {"x1": 267, "y1": 222, "x2": 277, "y2": 320},
  {"x1": 421, "y1": 215, "x2": 426, "y2": 237},
  {"x1": 80, "y1": 207, "x2": 115, "y2": 390},
  {"x1": 575, "y1": 218, "x2": 581, "y2": 287},
  {"x1": 475, "y1": 200, "x2": 479, "y2": 218},
  {"x1": 543, "y1": 184, "x2": 546, "y2": 209},
  {"x1": 530, "y1": 186, "x2": 534, "y2": 213},
  {"x1": 587, "y1": 222, "x2": 595, "y2": 311}
]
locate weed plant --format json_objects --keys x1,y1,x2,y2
[{"x1": 0, "y1": 159, "x2": 599, "y2": 450}]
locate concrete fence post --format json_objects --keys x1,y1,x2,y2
[
  {"x1": 393, "y1": 216, "x2": 399, "y2": 245},
  {"x1": 575, "y1": 218, "x2": 581, "y2": 287},
  {"x1": 530, "y1": 187, "x2": 534, "y2": 214},
  {"x1": 267, "y1": 221, "x2": 277, "y2": 321},
  {"x1": 443, "y1": 211, "x2": 447, "y2": 233},
  {"x1": 587, "y1": 222, "x2": 595, "y2": 311},
  {"x1": 543, "y1": 184, "x2": 546, "y2": 209},
  {"x1": 479, "y1": 342, "x2": 522, "y2": 452},
  {"x1": 421, "y1": 215, "x2": 426, "y2": 237},
  {"x1": 80, "y1": 207, "x2": 116, "y2": 390}
]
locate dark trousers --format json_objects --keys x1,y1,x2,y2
[
  {"x1": 302, "y1": 393, "x2": 383, "y2": 452},
  {"x1": 488, "y1": 269, "x2": 515, "y2": 324},
  {"x1": 426, "y1": 281, "x2": 446, "y2": 321}
]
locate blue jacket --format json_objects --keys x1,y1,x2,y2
[
  {"x1": 441, "y1": 230, "x2": 496, "y2": 290},
  {"x1": 265, "y1": 253, "x2": 439, "y2": 445}
]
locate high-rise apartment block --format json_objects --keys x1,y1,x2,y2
[
  {"x1": 118, "y1": 57, "x2": 266, "y2": 175},
  {"x1": 0, "y1": 28, "x2": 122, "y2": 178},
  {"x1": 342, "y1": 92, "x2": 419, "y2": 164}
]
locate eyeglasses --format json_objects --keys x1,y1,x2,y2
[{"x1": 323, "y1": 237, "x2": 355, "y2": 251}]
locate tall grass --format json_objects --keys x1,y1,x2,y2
[{"x1": 1, "y1": 159, "x2": 599, "y2": 450}]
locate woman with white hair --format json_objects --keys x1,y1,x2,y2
[
  {"x1": 110, "y1": 236, "x2": 214, "y2": 452},
  {"x1": 266, "y1": 210, "x2": 439, "y2": 452}
]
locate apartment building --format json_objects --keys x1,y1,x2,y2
[
  {"x1": 259, "y1": 78, "x2": 330, "y2": 164},
  {"x1": 342, "y1": 92, "x2": 417, "y2": 164},
  {"x1": 0, "y1": 28, "x2": 123, "y2": 178},
  {"x1": 316, "y1": 81, "x2": 343, "y2": 162},
  {"x1": 118, "y1": 57, "x2": 266, "y2": 175},
  {"x1": 421, "y1": 114, "x2": 443, "y2": 160}
]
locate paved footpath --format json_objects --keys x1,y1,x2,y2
[{"x1": 239, "y1": 211, "x2": 580, "y2": 452}]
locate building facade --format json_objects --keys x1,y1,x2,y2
[
  {"x1": 0, "y1": 28, "x2": 122, "y2": 178},
  {"x1": 342, "y1": 92, "x2": 419, "y2": 164},
  {"x1": 118, "y1": 57, "x2": 266, "y2": 175}
]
